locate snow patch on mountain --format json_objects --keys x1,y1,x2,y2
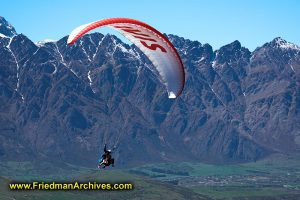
[
  {"x1": 54, "y1": 43, "x2": 67, "y2": 66},
  {"x1": 5, "y1": 36, "x2": 21, "y2": 90},
  {"x1": 275, "y1": 37, "x2": 300, "y2": 51},
  {"x1": 93, "y1": 36, "x2": 104, "y2": 59},
  {"x1": 80, "y1": 40, "x2": 92, "y2": 62},
  {"x1": 36, "y1": 39, "x2": 57, "y2": 47},
  {"x1": 0, "y1": 33, "x2": 7, "y2": 38},
  {"x1": 212, "y1": 60, "x2": 217, "y2": 68},
  {"x1": 290, "y1": 65, "x2": 295, "y2": 72},
  {"x1": 211, "y1": 88, "x2": 224, "y2": 106},
  {"x1": 87, "y1": 70, "x2": 95, "y2": 93}
]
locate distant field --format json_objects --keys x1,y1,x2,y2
[
  {"x1": 128, "y1": 153, "x2": 300, "y2": 199},
  {"x1": 0, "y1": 153, "x2": 300, "y2": 199},
  {"x1": 128, "y1": 153, "x2": 300, "y2": 178}
]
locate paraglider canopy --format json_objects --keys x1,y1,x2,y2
[{"x1": 67, "y1": 18, "x2": 185, "y2": 98}]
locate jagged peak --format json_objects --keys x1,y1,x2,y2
[
  {"x1": 166, "y1": 34, "x2": 203, "y2": 53},
  {"x1": 219, "y1": 40, "x2": 242, "y2": 52},
  {"x1": 0, "y1": 16, "x2": 17, "y2": 37},
  {"x1": 272, "y1": 37, "x2": 300, "y2": 51},
  {"x1": 167, "y1": 34, "x2": 188, "y2": 41},
  {"x1": 215, "y1": 40, "x2": 250, "y2": 57}
]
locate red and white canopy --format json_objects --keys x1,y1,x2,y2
[{"x1": 67, "y1": 18, "x2": 185, "y2": 98}]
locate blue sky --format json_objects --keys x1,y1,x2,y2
[{"x1": 1, "y1": 0, "x2": 299, "y2": 51}]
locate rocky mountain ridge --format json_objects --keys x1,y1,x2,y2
[{"x1": 0, "y1": 17, "x2": 299, "y2": 167}]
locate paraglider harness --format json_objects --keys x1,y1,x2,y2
[{"x1": 98, "y1": 144, "x2": 115, "y2": 168}]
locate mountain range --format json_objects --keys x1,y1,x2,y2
[{"x1": 0, "y1": 16, "x2": 299, "y2": 167}]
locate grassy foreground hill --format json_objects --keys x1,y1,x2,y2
[
  {"x1": 1, "y1": 154, "x2": 300, "y2": 200},
  {"x1": 0, "y1": 163, "x2": 209, "y2": 200}
]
